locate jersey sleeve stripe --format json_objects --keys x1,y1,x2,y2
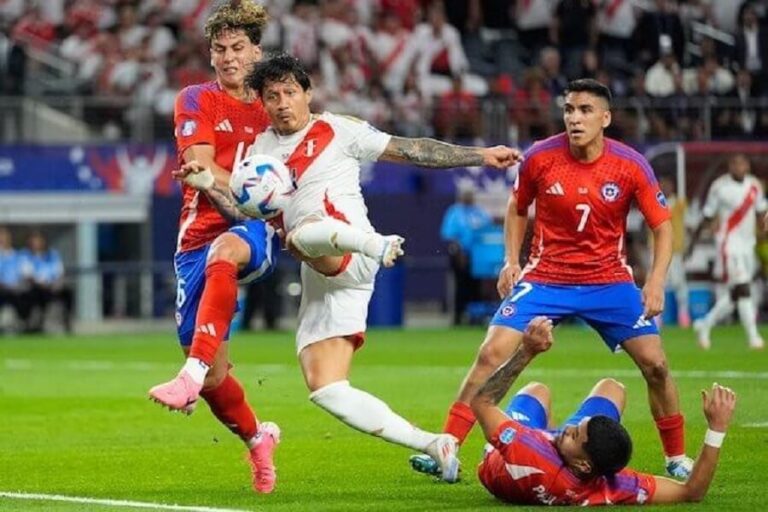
[{"x1": 608, "y1": 142, "x2": 657, "y2": 185}]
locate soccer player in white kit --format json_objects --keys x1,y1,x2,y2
[
  {"x1": 245, "y1": 54, "x2": 522, "y2": 482},
  {"x1": 688, "y1": 154, "x2": 767, "y2": 350}
]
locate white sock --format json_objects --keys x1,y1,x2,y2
[
  {"x1": 737, "y1": 298, "x2": 761, "y2": 342},
  {"x1": 309, "y1": 380, "x2": 437, "y2": 451},
  {"x1": 182, "y1": 357, "x2": 210, "y2": 385},
  {"x1": 701, "y1": 294, "x2": 734, "y2": 329},
  {"x1": 291, "y1": 218, "x2": 383, "y2": 259}
]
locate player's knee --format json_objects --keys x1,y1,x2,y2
[
  {"x1": 475, "y1": 342, "x2": 510, "y2": 372},
  {"x1": 517, "y1": 381, "x2": 552, "y2": 410},
  {"x1": 639, "y1": 359, "x2": 669, "y2": 385},
  {"x1": 207, "y1": 234, "x2": 249, "y2": 266},
  {"x1": 592, "y1": 378, "x2": 626, "y2": 411}
]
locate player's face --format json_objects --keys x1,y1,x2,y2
[
  {"x1": 555, "y1": 418, "x2": 592, "y2": 473},
  {"x1": 261, "y1": 76, "x2": 313, "y2": 135},
  {"x1": 563, "y1": 92, "x2": 611, "y2": 148},
  {"x1": 210, "y1": 29, "x2": 262, "y2": 91},
  {"x1": 728, "y1": 154, "x2": 750, "y2": 181}
]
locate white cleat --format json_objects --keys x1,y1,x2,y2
[
  {"x1": 424, "y1": 434, "x2": 460, "y2": 483},
  {"x1": 693, "y1": 319, "x2": 711, "y2": 350},
  {"x1": 379, "y1": 235, "x2": 405, "y2": 268},
  {"x1": 749, "y1": 337, "x2": 765, "y2": 350}
]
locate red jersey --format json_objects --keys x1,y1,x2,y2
[
  {"x1": 514, "y1": 133, "x2": 670, "y2": 284},
  {"x1": 173, "y1": 81, "x2": 271, "y2": 252},
  {"x1": 478, "y1": 419, "x2": 656, "y2": 506}
]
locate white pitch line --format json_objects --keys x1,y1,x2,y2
[
  {"x1": 742, "y1": 422, "x2": 768, "y2": 428},
  {"x1": 0, "y1": 491, "x2": 253, "y2": 512},
  {"x1": 5, "y1": 359, "x2": 768, "y2": 380}
]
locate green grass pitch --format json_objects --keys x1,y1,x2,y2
[{"x1": 1, "y1": 325, "x2": 767, "y2": 511}]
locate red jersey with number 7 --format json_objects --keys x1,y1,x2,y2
[
  {"x1": 513, "y1": 133, "x2": 670, "y2": 284},
  {"x1": 173, "y1": 81, "x2": 271, "y2": 253}
]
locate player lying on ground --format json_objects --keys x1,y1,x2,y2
[
  {"x1": 472, "y1": 316, "x2": 737, "y2": 505},
  {"x1": 147, "y1": 0, "x2": 280, "y2": 493},
  {"x1": 412, "y1": 78, "x2": 694, "y2": 480}
]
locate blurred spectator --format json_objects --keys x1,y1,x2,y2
[
  {"x1": 279, "y1": 1, "x2": 320, "y2": 70},
  {"x1": 433, "y1": 74, "x2": 483, "y2": 143},
  {"x1": 632, "y1": 0, "x2": 685, "y2": 70},
  {"x1": 11, "y1": 4, "x2": 56, "y2": 49},
  {"x1": 365, "y1": 9, "x2": 412, "y2": 96},
  {"x1": 734, "y1": 2, "x2": 768, "y2": 93},
  {"x1": 379, "y1": 0, "x2": 420, "y2": 30},
  {"x1": 440, "y1": 187, "x2": 492, "y2": 325},
  {"x1": 0, "y1": 22, "x2": 25, "y2": 141},
  {"x1": 551, "y1": 0, "x2": 598, "y2": 79},
  {"x1": 516, "y1": 0, "x2": 555, "y2": 65},
  {"x1": 596, "y1": 0, "x2": 638, "y2": 78},
  {"x1": 714, "y1": 69, "x2": 768, "y2": 138},
  {"x1": 408, "y1": 2, "x2": 488, "y2": 97},
  {"x1": 393, "y1": 72, "x2": 431, "y2": 137},
  {"x1": 512, "y1": 66, "x2": 555, "y2": 141},
  {"x1": 539, "y1": 46, "x2": 568, "y2": 98},
  {"x1": 0, "y1": 227, "x2": 27, "y2": 332},
  {"x1": 20, "y1": 231, "x2": 73, "y2": 334},
  {"x1": 644, "y1": 35, "x2": 686, "y2": 137}
]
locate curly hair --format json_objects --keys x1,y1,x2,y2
[{"x1": 204, "y1": 0, "x2": 269, "y2": 46}]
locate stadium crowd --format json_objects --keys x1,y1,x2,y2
[{"x1": 2, "y1": 0, "x2": 768, "y2": 143}]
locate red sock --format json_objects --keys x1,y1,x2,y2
[
  {"x1": 200, "y1": 374, "x2": 258, "y2": 441},
  {"x1": 442, "y1": 401, "x2": 476, "y2": 444},
  {"x1": 655, "y1": 413, "x2": 686, "y2": 457},
  {"x1": 189, "y1": 260, "x2": 238, "y2": 365}
]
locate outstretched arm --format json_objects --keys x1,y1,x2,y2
[
  {"x1": 379, "y1": 136, "x2": 522, "y2": 169},
  {"x1": 471, "y1": 317, "x2": 553, "y2": 441},
  {"x1": 650, "y1": 384, "x2": 736, "y2": 504}
]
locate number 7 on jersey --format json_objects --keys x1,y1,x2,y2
[{"x1": 575, "y1": 203, "x2": 591, "y2": 232}]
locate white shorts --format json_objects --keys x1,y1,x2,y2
[
  {"x1": 714, "y1": 250, "x2": 756, "y2": 286},
  {"x1": 295, "y1": 254, "x2": 380, "y2": 354}
]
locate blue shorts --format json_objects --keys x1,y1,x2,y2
[
  {"x1": 174, "y1": 220, "x2": 280, "y2": 345},
  {"x1": 505, "y1": 393, "x2": 621, "y2": 432},
  {"x1": 490, "y1": 281, "x2": 659, "y2": 352}
]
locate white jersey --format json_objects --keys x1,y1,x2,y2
[
  {"x1": 702, "y1": 174, "x2": 767, "y2": 255},
  {"x1": 248, "y1": 112, "x2": 392, "y2": 232}
]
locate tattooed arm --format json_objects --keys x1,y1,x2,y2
[
  {"x1": 379, "y1": 137, "x2": 523, "y2": 169},
  {"x1": 471, "y1": 317, "x2": 554, "y2": 442},
  {"x1": 204, "y1": 182, "x2": 249, "y2": 224}
]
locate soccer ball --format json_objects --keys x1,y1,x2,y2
[{"x1": 230, "y1": 154, "x2": 294, "y2": 220}]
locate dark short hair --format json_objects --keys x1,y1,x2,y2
[
  {"x1": 583, "y1": 415, "x2": 632, "y2": 477},
  {"x1": 246, "y1": 53, "x2": 312, "y2": 96},
  {"x1": 565, "y1": 79, "x2": 612, "y2": 107}
]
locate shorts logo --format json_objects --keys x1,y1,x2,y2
[
  {"x1": 656, "y1": 190, "x2": 668, "y2": 208},
  {"x1": 501, "y1": 304, "x2": 517, "y2": 317},
  {"x1": 601, "y1": 182, "x2": 620, "y2": 202},
  {"x1": 510, "y1": 411, "x2": 530, "y2": 422},
  {"x1": 180, "y1": 120, "x2": 197, "y2": 137},
  {"x1": 499, "y1": 427, "x2": 517, "y2": 444},
  {"x1": 175, "y1": 311, "x2": 182, "y2": 326}
]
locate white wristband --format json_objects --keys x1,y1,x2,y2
[{"x1": 704, "y1": 429, "x2": 725, "y2": 448}]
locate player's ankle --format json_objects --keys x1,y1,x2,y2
[{"x1": 182, "y1": 357, "x2": 210, "y2": 385}]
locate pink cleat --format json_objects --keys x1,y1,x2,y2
[
  {"x1": 248, "y1": 422, "x2": 281, "y2": 493},
  {"x1": 148, "y1": 370, "x2": 202, "y2": 413}
]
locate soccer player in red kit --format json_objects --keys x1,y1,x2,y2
[
  {"x1": 412, "y1": 79, "x2": 693, "y2": 479},
  {"x1": 472, "y1": 317, "x2": 737, "y2": 506},
  {"x1": 147, "y1": 1, "x2": 280, "y2": 493}
]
